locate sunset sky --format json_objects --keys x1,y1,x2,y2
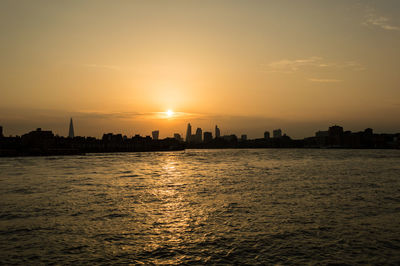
[{"x1": 1, "y1": 0, "x2": 399, "y2": 138}]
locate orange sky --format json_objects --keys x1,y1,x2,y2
[{"x1": 1, "y1": 1, "x2": 399, "y2": 138}]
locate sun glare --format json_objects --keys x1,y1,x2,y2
[{"x1": 166, "y1": 109, "x2": 174, "y2": 117}]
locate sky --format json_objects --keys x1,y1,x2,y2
[{"x1": 1, "y1": 0, "x2": 399, "y2": 138}]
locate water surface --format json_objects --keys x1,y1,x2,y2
[{"x1": 1, "y1": 149, "x2": 400, "y2": 264}]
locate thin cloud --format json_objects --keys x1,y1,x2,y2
[
  {"x1": 74, "y1": 110, "x2": 200, "y2": 120},
  {"x1": 364, "y1": 7, "x2": 399, "y2": 31},
  {"x1": 74, "y1": 111, "x2": 144, "y2": 119},
  {"x1": 264, "y1": 56, "x2": 323, "y2": 73},
  {"x1": 263, "y1": 57, "x2": 364, "y2": 73},
  {"x1": 309, "y1": 78, "x2": 342, "y2": 83}
]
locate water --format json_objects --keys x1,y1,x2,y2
[{"x1": 0, "y1": 149, "x2": 400, "y2": 264}]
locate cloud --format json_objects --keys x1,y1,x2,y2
[
  {"x1": 364, "y1": 7, "x2": 399, "y2": 31},
  {"x1": 74, "y1": 111, "x2": 143, "y2": 119},
  {"x1": 264, "y1": 56, "x2": 323, "y2": 73},
  {"x1": 308, "y1": 78, "x2": 342, "y2": 83},
  {"x1": 263, "y1": 57, "x2": 364, "y2": 73}
]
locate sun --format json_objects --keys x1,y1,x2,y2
[{"x1": 166, "y1": 109, "x2": 174, "y2": 117}]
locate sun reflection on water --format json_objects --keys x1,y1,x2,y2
[{"x1": 145, "y1": 154, "x2": 194, "y2": 263}]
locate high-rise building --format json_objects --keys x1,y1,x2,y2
[
  {"x1": 195, "y1": 128, "x2": 202, "y2": 142},
  {"x1": 215, "y1": 125, "x2": 220, "y2": 138},
  {"x1": 203, "y1": 132, "x2": 213, "y2": 143},
  {"x1": 264, "y1": 131, "x2": 270, "y2": 139},
  {"x1": 241, "y1": 134, "x2": 247, "y2": 141},
  {"x1": 152, "y1": 130, "x2": 159, "y2": 140},
  {"x1": 273, "y1": 129, "x2": 282, "y2": 138},
  {"x1": 0, "y1": 126, "x2": 3, "y2": 138},
  {"x1": 186, "y1": 123, "x2": 192, "y2": 142},
  {"x1": 68, "y1": 118, "x2": 75, "y2": 138}
]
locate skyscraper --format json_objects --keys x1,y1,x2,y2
[
  {"x1": 195, "y1": 128, "x2": 202, "y2": 142},
  {"x1": 68, "y1": 118, "x2": 75, "y2": 138},
  {"x1": 215, "y1": 125, "x2": 220, "y2": 139},
  {"x1": 264, "y1": 131, "x2": 270, "y2": 139},
  {"x1": 186, "y1": 123, "x2": 192, "y2": 142},
  {"x1": 0, "y1": 126, "x2": 3, "y2": 138},
  {"x1": 203, "y1": 132, "x2": 212, "y2": 143}
]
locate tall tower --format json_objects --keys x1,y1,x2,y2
[
  {"x1": 195, "y1": 128, "x2": 202, "y2": 142},
  {"x1": 186, "y1": 123, "x2": 192, "y2": 142},
  {"x1": 215, "y1": 125, "x2": 220, "y2": 138},
  {"x1": 68, "y1": 118, "x2": 75, "y2": 138}
]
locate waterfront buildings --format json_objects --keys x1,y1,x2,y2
[
  {"x1": 273, "y1": 129, "x2": 282, "y2": 138},
  {"x1": 152, "y1": 130, "x2": 159, "y2": 140},
  {"x1": 174, "y1": 133, "x2": 183, "y2": 141}
]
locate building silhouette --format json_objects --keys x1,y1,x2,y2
[
  {"x1": 273, "y1": 129, "x2": 282, "y2": 138},
  {"x1": 152, "y1": 130, "x2": 159, "y2": 140},
  {"x1": 364, "y1": 128, "x2": 373, "y2": 135},
  {"x1": 68, "y1": 118, "x2": 75, "y2": 138},
  {"x1": 328, "y1": 125, "x2": 344, "y2": 136},
  {"x1": 315, "y1": 130, "x2": 329, "y2": 138},
  {"x1": 215, "y1": 125, "x2": 221, "y2": 138},
  {"x1": 1, "y1": 122, "x2": 399, "y2": 157},
  {"x1": 174, "y1": 133, "x2": 183, "y2": 141},
  {"x1": 186, "y1": 123, "x2": 192, "y2": 142},
  {"x1": 203, "y1": 132, "x2": 213, "y2": 143},
  {"x1": 195, "y1": 128, "x2": 202, "y2": 143},
  {"x1": 22, "y1": 128, "x2": 54, "y2": 145}
]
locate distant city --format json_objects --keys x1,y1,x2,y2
[{"x1": 0, "y1": 118, "x2": 399, "y2": 157}]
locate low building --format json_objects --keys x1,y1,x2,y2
[
  {"x1": 173, "y1": 133, "x2": 183, "y2": 141},
  {"x1": 273, "y1": 129, "x2": 282, "y2": 138},
  {"x1": 152, "y1": 130, "x2": 159, "y2": 140}
]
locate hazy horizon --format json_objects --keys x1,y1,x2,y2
[{"x1": 1, "y1": 107, "x2": 398, "y2": 139}]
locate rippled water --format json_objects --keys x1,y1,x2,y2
[{"x1": 1, "y1": 149, "x2": 400, "y2": 264}]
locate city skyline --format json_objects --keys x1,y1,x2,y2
[
  {"x1": 1, "y1": 118, "x2": 398, "y2": 142},
  {"x1": 1, "y1": 120, "x2": 398, "y2": 158},
  {"x1": 1, "y1": 1, "x2": 400, "y2": 138},
  {"x1": 1, "y1": 115, "x2": 400, "y2": 140}
]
